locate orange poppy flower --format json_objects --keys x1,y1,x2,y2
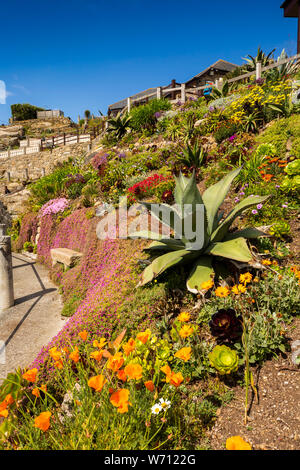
[
  {"x1": 22, "y1": 368, "x2": 38, "y2": 383},
  {"x1": 32, "y1": 388, "x2": 40, "y2": 398},
  {"x1": 160, "y1": 364, "x2": 172, "y2": 382},
  {"x1": 124, "y1": 363, "x2": 143, "y2": 380},
  {"x1": 110, "y1": 389, "x2": 130, "y2": 414},
  {"x1": 136, "y1": 329, "x2": 151, "y2": 344},
  {"x1": 144, "y1": 380, "x2": 155, "y2": 392},
  {"x1": 0, "y1": 409, "x2": 8, "y2": 418},
  {"x1": 117, "y1": 369, "x2": 127, "y2": 382},
  {"x1": 93, "y1": 338, "x2": 107, "y2": 349},
  {"x1": 49, "y1": 347, "x2": 62, "y2": 362},
  {"x1": 54, "y1": 359, "x2": 64, "y2": 369},
  {"x1": 34, "y1": 411, "x2": 51, "y2": 432},
  {"x1": 69, "y1": 347, "x2": 80, "y2": 363},
  {"x1": 169, "y1": 371, "x2": 184, "y2": 388},
  {"x1": 174, "y1": 346, "x2": 192, "y2": 362},
  {"x1": 78, "y1": 330, "x2": 88, "y2": 341},
  {"x1": 4, "y1": 394, "x2": 13, "y2": 405},
  {"x1": 88, "y1": 374, "x2": 107, "y2": 392},
  {"x1": 123, "y1": 338, "x2": 136, "y2": 356},
  {"x1": 226, "y1": 436, "x2": 252, "y2": 450},
  {"x1": 107, "y1": 352, "x2": 124, "y2": 372},
  {"x1": 90, "y1": 350, "x2": 103, "y2": 361}
]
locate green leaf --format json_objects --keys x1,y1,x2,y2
[
  {"x1": 186, "y1": 256, "x2": 214, "y2": 294},
  {"x1": 144, "y1": 239, "x2": 185, "y2": 251},
  {"x1": 138, "y1": 249, "x2": 195, "y2": 286},
  {"x1": 211, "y1": 195, "x2": 271, "y2": 242},
  {"x1": 202, "y1": 168, "x2": 241, "y2": 236},
  {"x1": 224, "y1": 227, "x2": 269, "y2": 241},
  {"x1": 206, "y1": 237, "x2": 253, "y2": 263}
]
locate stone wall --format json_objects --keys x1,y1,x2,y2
[{"x1": 0, "y1": 141, "x2": 91, "y2": 188}]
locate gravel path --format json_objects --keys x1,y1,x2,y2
[{"x1": 0, "y1": 253, "x2": 66, "y2": 383}]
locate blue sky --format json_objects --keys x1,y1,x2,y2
[{"x1": 0, "y1": 0, "x2": 298, "y2": 124}]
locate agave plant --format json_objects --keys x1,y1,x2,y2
[
  {"x1": 210, "y1": 80, "x2": 230, "y2": 100},
  {"x1": 265, "y1": 49, "x2": 299, "y2": 82},
  {"x1": 209, "y1": 345, "x2": 239, "y2": 375},
  {"x1": 242, "y1": 46, "x2": 275, "y2": 71},
  {"x1": 176, "y1": 142, "x2": 206, "y2": 169},
  {"x1": 131, "y1": 168, "x2": 269, "y2": 293},
  {"x1": 107, "y1": 112, "x2": 132, "y2": 140}
]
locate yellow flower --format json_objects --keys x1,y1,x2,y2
[
  {"x1": 239, "y1": 273, "x2": 252, "y2": 285},
  {"x1": 262, "y1": 259, "x2": 272, "y2": 266},
  {"x1": 201, "y1": 280, "x2": 214, "y2": 290},
  {"x1": 231, "y1": 285, "x2": 240, "y2": 295},
  {"x1": 177, "y1": 312, "x2": 191, "y2": 322},
  {"x1": 215, "y1": 286, "x2": 230, "y2": 298},
  {"x1": 179, "y1": 324, "x2": 194, "y2": 338},
  {"x1": 226, "y1": 435, "x2": 252, "y2": 450}
]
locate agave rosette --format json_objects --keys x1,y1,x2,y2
[{"x1": 131, "y1": 168, "x2": 269, "y2": 293}]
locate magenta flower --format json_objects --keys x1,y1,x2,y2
[
  {"x1": 252, "y1": 209, "x2": 258, "y2": 215},
  {"x1": 257, "y1": 204, "x2": 263, "y2": 210}
]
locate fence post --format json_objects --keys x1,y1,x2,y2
[
  {"x1": 256, "y1": 62, "x2": 262, "y2": 80},
  {"x1": 181, "y1": 83, "x2": 186, "y2": 103},
  {"x1": 157, "y1": 87, "x2": 162, "y2": 99},
  {"x1": 24, "y1": 169, "x2": 29, "y2": 180},
  {"x1": 63, "y1": 133, "x2": 66, "y2": 146},
  {"x1": 6, "y1": 171, "x2": 10, "y2": 182},
  {"x1": 0, "y1": 224, "x2": 14, "y2": 311},
  {"x1": 127, "y1": 97, "x2": 131, "y2": 113},
  {"x1": 218, "y1": 77, "x2": 224, "y2": 89}
]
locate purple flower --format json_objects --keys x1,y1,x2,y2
[
  {"x1": 154, "y1": 112, "x2": 162, "y2": 119},
  {"x1": 275, "y1": 185, "x2": 280, "y2": 189},
  {"x1": 282, "y1": 203, "x2": 288, "y2": 208},
  {"x1": 257, "y1": 204, "x2": 263, "y2": 210},
  {"x1": 252, "y1": 209, "x2": 258, "y2": 215},
  {"x1": 228, "y1": 134, "x2": 237, "y2": 142},
  {"x1": 239, "y1": 191, "x2": 245, "y2": 196},
  {"x1": 234, "y1": 197, "x2": 240, "y2": 203}
]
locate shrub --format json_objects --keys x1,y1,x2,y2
[
  {"x1": 11, "y1": 103, "x2": 44, "y2": 121},
  {"x1": 129, "y1": 99, "x2": 171, "y2": 132}
]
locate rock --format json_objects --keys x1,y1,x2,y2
[
  {"x1": 194, "y1": 118, "x2": 207, "y2": 128},
  {"x1": 50, "y1": 248, "x2": 83, "y2": 269}
]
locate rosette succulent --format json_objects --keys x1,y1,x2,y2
[
  {"x1": 284, "y1": 159, "x2": 300, "y2": 177},
  {"x1": 131, "y1": 168, "x2": 269, "y2": 293},
  {"x1": 209, "y1": 309, "x2": 242, "y2": 341},
  {"x1": 209, "y1": 345, "x2": 239, "y2": 375}
]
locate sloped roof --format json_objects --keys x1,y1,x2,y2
[
  {"x1": 281, "y1": 0, "x2": 299, "y2": 17},
  {"x1": 185, "y1": 59, "x2": 239, "y2": 85}
]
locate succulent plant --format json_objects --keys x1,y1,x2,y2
[
  {"x1": 269, "y1": 221, "x2": 291, "y2": 239},
  {"x1": 284, "y1": 159, "x2": 300, "y2": 177},
  {"x1": 209, "y1": 309, "x2": 242, "y2": 341},
  {"x1": 209, "y1": 345, "x2": 239, "y2": 375},
  {"x1": 131, "y1": 168, "x2": 269, "y2": 293}
]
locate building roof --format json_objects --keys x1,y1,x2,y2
[
  {"x1": 185, "y1": 59, "x2": 239, "y2": 85},
  {"x1": 281, "y1": 0, "x2": 299, "y2": 17}
]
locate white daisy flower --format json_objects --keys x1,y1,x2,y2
[
  {"x1": 151, "y1": 403, "x2": 162, "y2": 415},
  {"x1": 159, "y1": 398, "x2": 171, "y2": 410}
]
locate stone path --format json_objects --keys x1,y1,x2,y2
[{"x1": 0, "y1": 253, "x2": 66, "y2": 383}]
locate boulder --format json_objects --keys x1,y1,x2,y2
[{"x1": 50, "y1": 248, "x2": 83, "y2": 269}]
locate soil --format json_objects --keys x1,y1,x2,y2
[{"x1": 207, "y1": 317, "x2": 300, "y2": 450}]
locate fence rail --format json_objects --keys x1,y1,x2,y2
[{"x1": 124, "y1": 52, "x2": 300, "y2": 112}]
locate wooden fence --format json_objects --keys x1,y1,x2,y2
[{"x1": 125, "y1": 52, "x2": 300, "y2": 112}]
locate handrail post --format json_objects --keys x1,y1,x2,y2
[
  {"x1": 181, "y1": 83, "x2": 186, "y2": 103},
  {"x1": 127, "y1": 97, "x2": 131, "y2": 113},
  {"x1": 0, "y1": 224, "x2": 14, "y2": 311},
  {"x1": 256, "y1": 62, "x2": 262, "y2": 80},
  {"x1": 157, "y1": 87, "x2": 162, "y2": 99}
]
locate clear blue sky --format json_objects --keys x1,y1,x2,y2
[{"x1": 0, "y1": 0, "x2": 298, "y2": 124}]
